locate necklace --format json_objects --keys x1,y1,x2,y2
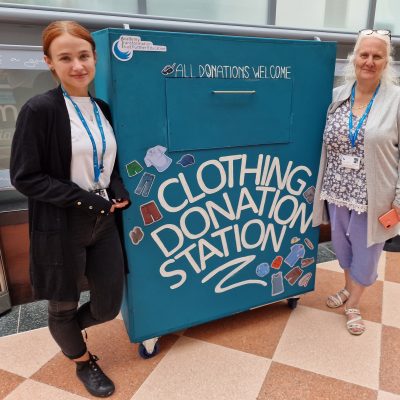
[{"x1": 352, "y1": 103, "x2": 368, "y2": 110}]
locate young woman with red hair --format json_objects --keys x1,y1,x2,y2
[{"x1": 10, "y1": 21, "x2": 130, "y2": 397}]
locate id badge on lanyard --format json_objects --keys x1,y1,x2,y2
[
  {"x1": 341, "y1": 154, "x2": 361, "y2": 170},
  {"x1": 92, "y1": 188, "x2": 110, "y2": 201}
]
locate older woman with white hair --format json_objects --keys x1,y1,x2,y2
[{"x1": 313, "y1": 29, "x2": 400, "y2": 335}]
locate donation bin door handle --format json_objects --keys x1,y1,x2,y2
[{"x1": 212, "y1": 90, "x2": 256, "y2": 94}]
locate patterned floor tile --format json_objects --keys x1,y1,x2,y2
[
  {"x1": 32, "y1": 319, "x2": 179, "y2": 400},
  {"x1": 79, "y1": 291, "x2": 90, "y2": 305},
  {"x1": 257, "y1": 362, "x2": 377, "y2": 400},
  {"x1": 4, "y1": 379, "x2": 88, "y2": 400},
  {"x1": 322, "y1": 241, "x2": 336, "y2": 255},
  {"x1": 384, "y1": 252, "x2": 400, "y2": 284},
  {"x1": 18, "y1": 300, "x2": 48, "y2": 333},
  {"x1": 316, "y1": 259, "x2": 343, "y2": 274},
  {"x1": 300, "y1": 268, "x2": 383, "y2": 323},
  {"x1": 132, "y1": 336, "x2": 271, "y2": 400},
  {"x1": 0, "y1": 369, "x2": 25, "y2": 399},
  {"x1": 380, "y1": 325, "x2": 400, "y2": 395},
  {"x1": 382, "y1": 281, "x2": 400, "y2": 328},
  {"x1": 184, "y1": 300, "x2": 292, "y2": 358},
  {"x1": 0, "y1": 327, "x2": 60, "y2": 378},
  {"x1": 378, "y1": 391, "x2": 400, "y2": 400},
  {"x1": 317, "y1": 252, "x2": 386, "y2": 281},
  {"x1": 273, "y1": 306, "x2": 381, "y2": 389},
  {"x1": 379, "y1": 252, "x2": 388, "y2": 281},
  {"x1": 0, "y1": 306, "x2": 20, "y2": 337},
  {"x1": 317, "y1": 244, "x2": 336, "y2": 264}
]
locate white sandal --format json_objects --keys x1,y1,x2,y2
[
  {"x1": 326, "y1": 288, "x2": 350, "y2": 308},
  {"x1": 345, "y1": 308, "x2": 366, "y2": 336}
]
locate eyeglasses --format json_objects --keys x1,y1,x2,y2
[{"x1": 359, "y1": 29, "x2": 391, "y2": 40}]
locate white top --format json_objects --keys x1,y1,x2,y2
[{"x1": 65, "y1": 96, "x2": 117, "y2": 191}]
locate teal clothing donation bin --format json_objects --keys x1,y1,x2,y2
[{"x1": 93, "y1": 28, "x2": 336, "y2": 355}]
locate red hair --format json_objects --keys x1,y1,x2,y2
[{"x1": 42, "y1": 20, "x2": 95, "y2": 57}]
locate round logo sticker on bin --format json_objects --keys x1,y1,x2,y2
[{"x1": 112, "y1": 35, "x2": 167, "y2": 62}]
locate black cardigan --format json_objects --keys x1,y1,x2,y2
[{"x1": 10, "y1": 86, "x2": 130, "y2": 301}]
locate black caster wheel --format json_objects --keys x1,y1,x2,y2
[
  {"x1": 287, "y1": 298, "x2": 299, "y2": 310},
  {"x1": 138, "y1": 341, "x2": 160, "y2": 359}
]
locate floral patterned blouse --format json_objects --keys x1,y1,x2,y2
[{"x1": 320, "y1": 99, "x2": 368, "y2": 213}]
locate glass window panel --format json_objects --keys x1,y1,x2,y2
[
  {"x1": 0, "y1": 48, "x2": 56, "y2": 208},
  {"x1": 140, "y1": 0, "x2": 268, "y2": 25},
  {"x1": 276, "y1": 0, "x2": 368, "y2": 32},
  {"x1": 0, "y1": 0, "x2": 139, "y2": 14},
  {"x1": 375, "y1": 0, "x2": 400, "y2": 35}
]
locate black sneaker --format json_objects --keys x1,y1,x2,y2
[{"x1": 76, "y1": 353, "x2": 115, "y2": 397}]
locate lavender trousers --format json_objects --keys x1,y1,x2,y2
[{"x1": 328, "y1": 203, "x2": 384, "y2": 286}]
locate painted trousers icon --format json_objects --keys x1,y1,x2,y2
[
  {"x1": 284, "y1": 266, "x2": 303, "y2": 285},
  {"x1": 140, "y1": 201, "x2": 163, "y2": 225},
  {"x1": 271, "y1": 272, "x2": 284, "y2": 296},
  {"x1": 135, "y1": 172, "x2": 155, "y2": 197}
]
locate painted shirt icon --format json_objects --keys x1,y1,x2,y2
[
  {"x1": 177, "y1": 154, "x2": 195, "y2": 167},
  {"x1": 256, "y1": 263, "x2": 270, "y2": 278},
  {"x1": 134, "y1": 172, "x2": 155, "y2": 197},
  {"x1": 144, "y1": 145, "x2": 172, "y2": 172},
  {"x1": 126, "y1": 159, "x2": 143, "y2": 177},
  {"x1": 284, "y1": 244, "x2": 305, "y2": 268},
  {"x1": 271, "y1": 256, "x2": 283, "y2": 269}
]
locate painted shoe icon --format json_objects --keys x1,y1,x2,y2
[{"x1": 161, "y1": 63, "x2": 176, "y2": 75}]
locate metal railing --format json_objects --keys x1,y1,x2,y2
[{"x1": 0, "y1": 3, "x2": 399, "y2": 45}]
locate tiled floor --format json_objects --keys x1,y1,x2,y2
[{"x1": 1, "y1": 243, "x2": 400, "y2": 400}]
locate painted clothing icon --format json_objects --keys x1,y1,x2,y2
[
  {"x1": 126, "y1": 160, "x2": 143, "y2": 177},
  {"x1": 291, "y1": 237, "x2": 300, "y2": 244},
  {"x1": 304, "y1": 238, "x2": 314, "y2": 250},
  {"x1": 256, "y1": 263, "x2": 270, "y2": 278},
  {"x1": 298, "y1": 272, "x2": 312, "y2": 287},
  {"x1": 129, "y1": 227, "x2": 144, "y2": 245},
  {"x1": 284, "y1": 244, "x2": 305, "y2": 268},
  {"x1": 140, "y1": 201, "x2": 163, "y2": 225},
  {"x1": 301, "y1": 257, "x2": 315, "y2": 268},
  {"x1": 134, "y1": 172, "x2": 155, "y2": 197},
  {"x1": 177, "y1": 154, "x2": 195, "y2": 167},
  {"x1": 271, "y1": 272, "x2": 284, "y2": 296},
  {"x1": 161, "y1": 63, "x2": 176, "y2": 75},
  {"x1": 284, "y1": 267, "x2": 303, "y2": 286},
  {"x1": 144, "y1": 145, "x2": 172, "y2": 172},
  {"x1": 271, "y1": 256, "x2": 283, "y2": 269},
  {"x1": 303, "y1": 186, "x2": 316, "y2": 204}
]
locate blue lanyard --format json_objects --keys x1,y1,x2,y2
[
  {"x1": 348, "y1": 82, "x2": 380, "y2": 148},
  {"x1": 62, "y1": 87, "x2": 107, "y2": 185}
]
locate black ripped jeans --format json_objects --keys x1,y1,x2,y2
[{"x1": 48, "y1": 208, "x2": 125, "y2": 359}]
